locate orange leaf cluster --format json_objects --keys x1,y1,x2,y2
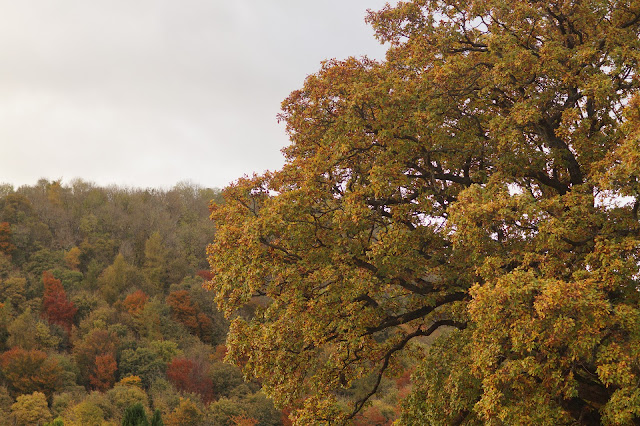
[
  {"x1": 123, "y1": 290, "x2": 149, "y2": 316},
  {"x1": 0, "y1": 347, "x2": 62, "y2": 397},
  {"x1": 89, "y1": 353, "x2": 118, "y2": 391},
  {"x1": 166, "y1": 290, "x2": 213, "y2": 342},
  {"x1": 0, "y1": 222, "x2": 15, "y2": 256}
]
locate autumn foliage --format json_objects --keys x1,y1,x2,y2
[
  {"x1": 166, "y1": 290, "x2": 213, "y2": 342},
  {"x1": 206, "y1": 0, "x2": 640, "y2": 423},
  {"x1": 230, "y1": 414, "x2": 259, "y2": 426},
  {"x1": 0, "y1": 347, "x2": 62, "y2": 397},
  {"x1": 0, "y1": 181, "x2": 273, "y2": 425},
  {"x1": 11, "y1": 391, "x2": 52, "y2": 425},
  {"x1": 64, "y1": 246, "x2": 81, "y2": 271},
  {"x1": 165, "y1": 397, "x2": 204, "y2": 426},
  {"x1": 89, "y1": 353, "x2": 118, "y2": 391},
  {"x1": 123, "y1": 290, "x2": 149, "y2": 316},
  {"x1": 73, "y1": 329, "x2": 119, "y2": 387},
  {"x1": 166, "y1": 357, "x2": 214, "y2": 402},
  {"x1": 117, "y1": 375, "x2": 143, "y2": 388},
  {"x1": 41, "y1": 271, "x2": 77, "y2": 333},
  {"x1": 0, "y1": 222, "x2": 15, "y2": 256},
  {"x1": 354, "y1": 406, "x2": 392, "y2": 426},
  {"x1": 196, "y1": 269, "x2": 214, "y2": 281}
]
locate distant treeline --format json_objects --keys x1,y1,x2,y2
[{"x1": 0, "y1": 179, "x2": 284, "y2": 425}]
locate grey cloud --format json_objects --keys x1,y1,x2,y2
[{"x1": 0, "y1": 0, "x2": 392, "y2": 189}]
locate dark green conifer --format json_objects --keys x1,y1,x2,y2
[
  {"x1": 122, "y1": 403, "x2": 149, "y2": 426},
  {"x1": 151, "y1": 409, "x2": 164, "y2": 426}
]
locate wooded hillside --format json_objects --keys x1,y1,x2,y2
[{"x1": 0, "y1": 179, "x2": 284, "y2": 425}]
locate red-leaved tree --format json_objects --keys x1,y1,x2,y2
[
  {"x1": 42, "y1": 271, "x2": 77, "y2": 333},
  {"x1": 166, "y1": 357, "x2": 214, "y2": 402},
  {"x1": 196, "y1": 270, "x2": 214, "y2": 281}
]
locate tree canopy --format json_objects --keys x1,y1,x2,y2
[
  {"x1": 207, "y1": 0, "x2": 640, "y2": 423},
  {"x1": 0, "y1": 180, "x2": 284, "y2": 424}
]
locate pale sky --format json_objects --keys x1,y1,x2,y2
[{"x1": 0, "y1": 0, "x2": 394, "y2": 190}]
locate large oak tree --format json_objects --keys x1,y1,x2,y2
[{"x1": 207, "y1": 0, "x2": 640, "y2": 423}]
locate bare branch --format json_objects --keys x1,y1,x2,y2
[{"x1": 346, "y1": 320, "x2": 467, "y2": 422}]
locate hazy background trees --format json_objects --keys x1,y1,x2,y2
[{"x1": 0, "y1": 179, "x2": 284, "y2": 425}]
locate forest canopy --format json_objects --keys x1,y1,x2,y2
[
  {"x1": 0, "y1": 180, "x2": 285, "y2": 425},
  {"x1": 207, "y1": 0, "x2": 640, "y2": 424}
]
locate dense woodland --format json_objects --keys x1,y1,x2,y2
[{"x1": 0, "y1": 179, "x2": 291, "y2": 425}]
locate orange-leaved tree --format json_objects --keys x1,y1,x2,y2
[
  {"x1": 0, "y1": 347, "x2": 62, "y2": 397},
  {"x1": 166, "y1": 290, "x2": 213, "y2": 342},
  {"x1": 73, "y1": 329, "x2": 119, "y2": 387},
  {"x1": 123, "y1": 290, "x2": 149, "y2": 317},
  {"x1": 0, "y1": 222, "x2": 15, "y2": 257},
  {"x1": 89, "y1": 353, "x2": 118, "y2": 391}
]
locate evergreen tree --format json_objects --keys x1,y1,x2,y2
[{"x1": 122, "y1": 403, "x2": 149, "y2": 426}]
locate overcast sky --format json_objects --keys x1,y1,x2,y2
[{"x1": 0, "y1": 0, "x2": 394, "y2": 190}]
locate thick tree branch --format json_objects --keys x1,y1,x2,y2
[
  {"x1": 537, "y1": 120, "x2": 584, "y2": 187},
  {"x1": 365, "y1": 292, "x2": 467, "y2": 335},
  {"x1": 351, "y1": 256, "x2": 439, "y2": 296},
  {"x1": 258, "y1": 237, "x2": 302, "y2": 261},
  {"x1": 525, "y1": 170, "x2": 569, "y2": 195}
]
